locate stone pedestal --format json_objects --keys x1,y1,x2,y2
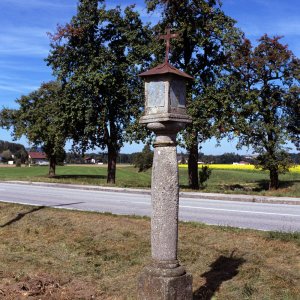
[
  {"x1": 138, "y1": 122, "x2": 192, "y2": 300},
  {"x1": 138, "y1": 265, "x2": 192, "y2": 300}
]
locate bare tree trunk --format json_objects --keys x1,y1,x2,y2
[
  {"x1": 105, "y1": 120, "x2": 119, "y2": 184},
  {"x1": 48, "y1": 156, "x2": 56, "y2": 178},
  {"x1": 107, "y1": 146, "x2": 117, "y2": 184},
  {"x1": 188, "y1": 135, "x2": 199, "y2": 190},
  {"x1": 269, "y1": 167, "x2": 279, "y2": 190}
]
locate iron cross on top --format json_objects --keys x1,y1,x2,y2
[{"x1": 159, "y1": 28, "x2": 179, "y2": 63}]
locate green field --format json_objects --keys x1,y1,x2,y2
[
  {"x1": 0, "y1": 164, "x2": 300, "y2": 197},
  {"x1": 0, "y1": 202, "x2": 299, "y2": 299}
]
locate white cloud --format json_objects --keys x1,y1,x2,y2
[
  {"x1": 0, "y1": 60, "x2": 49, "y2": 73},
  {"x1": 0, "y1": 26, "x2": 50, "y2": 57},
  {"x1": 0, "y1": 74, "x2": 41, "y2": 94},
  {"x1": 0, "y1": 82, "x2": 39, "y2": 93},
  {"x1": 0, "y1": 0, "x2": 75, "y2": 9},
  {"x1": 275, "y1": 20, "x2": 300, "y2": 36},
  {"x1": 243, "y1": 19, "x2": 300, "y2": 38},
  {"x1": 238, "y1": 17, "x2": 300, "y2": 56}
]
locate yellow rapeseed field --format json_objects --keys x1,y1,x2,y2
[{"x1": 179, "y1": 164, "x2": 300, "y2": 173}]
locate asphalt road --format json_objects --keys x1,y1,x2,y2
[{"x1": 0, "y1": 182, "x2": 299, "y2": 232}]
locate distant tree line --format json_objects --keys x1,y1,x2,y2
[
  {"x1": 0, "y1": 140, "x2": 25, "y2": 154},
  {"x1": 2, "y1": 141, "x2": 299, "y2": 167},
  {"x1": 64, "y1": 147, "x2": 153, "y2": 167},
  {"x1": 65, "y1": 152, "x2": 137, "y2": 165},
  {"x1": 183, "y1": 152, "x2": 300, "y2": 165},
  {"x1": 65, "y1": 150, "x2": 300, "y2": 166},
  {"x1": 198, "y1": 152, "x2": 253, "y2": 164},
  {"x1": 0, "y1": 140, "x2": 27, "y2": 163}
]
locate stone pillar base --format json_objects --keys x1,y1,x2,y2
[{"x1": 138, "y1": 264, "x2": 192, "y2": 300}]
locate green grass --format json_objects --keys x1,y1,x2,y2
[
  {"x1": 0, "y1": 202, "x2": 299, "y2": 299},
  {"x1": 0, "y1": 164, "x2": 300, "y2": 197},
  {"x1": 179, "y1": 168, "x2": 300, "y2": 197},
  {"x1": 0, "y1": 165, "x2": 152, "y2": 188},
  {"x1": 267, "y1": 231, "x2": 300, "y2": 244}
]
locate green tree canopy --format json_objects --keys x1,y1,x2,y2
[
  {"x1": 0, "y1": 81, "x2": 66, "y2": 177},
  {"x1": 47, "y1": 0, "x2": 152, "y2": 184},
  {"x1": 0, "y1": 140, "x2": 28, "y2": 163},
  {"x1": 225, "y1": 35, "x2": 300, "y2": 189},
  {"x1": 132, "y1": 144, "x2": 153, "y2": 172},
  {"x1": 287, "y1": 86, "x2": 300, "y2": 150},
  {"x1": 1, "y1": 149, "x2": 13, "y2": 162}
]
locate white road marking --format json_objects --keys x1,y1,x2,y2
[
  {"x1": 0, "y1": 200, "x2": 44, "y2": 207},
  {"x1": 2, "y1": 197, "x2": 298, "y2": 218},
  {"x1": 180, "y1": 205, "x2": 300, "y2": 217},
  {"x1": 1, "y1": 185, "x2": 300, "y2": 219}
]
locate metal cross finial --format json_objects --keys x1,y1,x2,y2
[{"x1": 159, "y1": 28, "x2": 179, "y2": 63}]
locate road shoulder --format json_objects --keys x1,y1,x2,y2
[{"x1": 1, "y1": 180, "x2": 300, "y2": 205}]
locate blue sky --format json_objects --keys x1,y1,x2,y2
[{"x1": 0, "y1": 0, "x2": 299, "y2": 154}]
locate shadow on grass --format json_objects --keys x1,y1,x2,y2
[
  {"x1": 253, "y1": 179, "x2": 300, "y2": 192},
  {"x1": 0, "y1": 206, "x2": 45, "y2": 228},
  {"x1": 180, "y1": 184, "x2": 190, "y2": 189},
  {"x1": 193, "y1": 252, "x2": 246, "y2": 300},
  {"x1": 0, "y1": 202, "x2": 85, "y2": 228},
  {"x1": 179, "y1": 185, "x2": 204, "y2": 191},
  {"x1": 53, "y1": 175, "x2": 106, "y2": 180},
  {"x1": 223, "y1": 184, "x2": 251, "y2": 192}
]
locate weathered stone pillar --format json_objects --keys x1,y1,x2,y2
[
  {"x1": 137, "y1": 33, "x2": 194, "y2": 298},
  {"x1": 138, "y1": 123, "x2": 192, "y2": 300}
]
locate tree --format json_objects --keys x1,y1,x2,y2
[
  {"x1": 199, "y1": 165, "x2": 212, "y2": 189},
  {"x1": 0, "y1": 81, "x2": 67, "y2": 177},
  {"x1": 180, "y1": 152, "x2": 186, "y2": 164},
  {"x1": 287, "y1": 86, "x2": 300, "y2": 150},
  {"x1": 1, "y1": 150, "x2": 13, "y2": 163},
  {"x1": 14, "y1": 149, "x2": 28, "y2": 164},
  {"x1": 133, "y1": 144, "x2": 154, "y2": 172},
  {"x1": 146, "y1": 0, "x2": 243, "y2": 189},
  {"x1": 227, "y1": 35, "x2": 300, "y2": 189},
  {"x1": 218, "y1": 153, "x2": 243, "y2": 164},
  {"x1": 47, "y1": 0, "x2": 152, "y2": 184},
  {"x1": 0, "y1": 140, "x2": 27, "y2": 163}
]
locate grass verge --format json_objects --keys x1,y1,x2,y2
[
  {"x1": 1, "y1": 164, "x2": 300, "y2": 197},
  {"x1": 0, "y1": 202, "x2": 299, "y2": 299}
]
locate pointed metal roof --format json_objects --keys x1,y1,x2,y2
[{"x1": 139, "y1": 61, "x2": 194, "y2": 80}]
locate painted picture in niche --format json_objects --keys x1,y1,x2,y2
[{"x1": 147, "y1": 81, "x2": 165, "y2": 107}]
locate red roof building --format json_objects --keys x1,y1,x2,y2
[
  {"x1": 28, "y1": 152, "x2": 47, "y2": 159},
  {"x1": 28, "y1": 152, "x2": 47, "y2": 164}
]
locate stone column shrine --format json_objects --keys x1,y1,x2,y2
[{"x1": 137, "y1": 29, "x2": 193, "y2": 300}]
